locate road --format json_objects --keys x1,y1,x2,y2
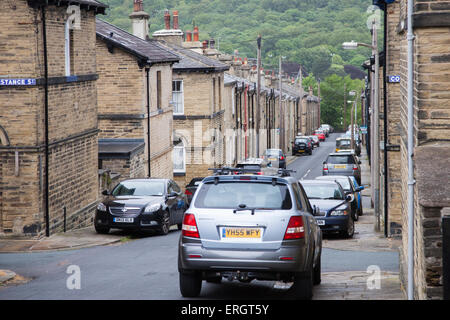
[{"x1": 0, "y1": 133, "x2": 399, "y2": 300}]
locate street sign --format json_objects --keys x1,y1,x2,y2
[
  {"x1": 387, "y1": 75, "x2": 401, "y2": 83},
  {"x1": 0, "y1": 78, "x2": 36, "y2": 86},
  {"x1": 360, "y1": 126, "x2": 368, "y2": 134}
]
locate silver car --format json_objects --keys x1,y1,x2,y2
[
  {"x1": 178, "y1": 173, "x2": 322, "y2": 299},
  {"x1": 322, "y1": 152, "x2": 361, "y2": 185}
]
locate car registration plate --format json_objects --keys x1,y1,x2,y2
[
  {"x1": 316, "y1": 220, "x2": 325, "y2": 226},
  {"x1": 299, "y1": 150, "x2": 304, "y2": 152},
  {"x1": 222, "y1": 227, "x2": 262, "y2": 239},
  {"x1": 334, "y1": 165, "x2": 346, "y2": 169},
  {"x1": 114, "y1": 217, "x2": 134, "y2": 223}
]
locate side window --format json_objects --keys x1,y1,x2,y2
[
  {"x1": 167, "y1": 181, "x2": 174, "y2": 194},
  {"x1": 298, "y1": 183, "x2": 313, "y2": 214},
  {"x1": 291, "y1": 183, "x2": 303, "y2": 210}
]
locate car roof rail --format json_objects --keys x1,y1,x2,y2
[
  {"x1": 208, "y1": 167, "x2": 262, "y2": 176},
  {"x1": 277, "y1": 168, "x2": 296, "y2": 177}
]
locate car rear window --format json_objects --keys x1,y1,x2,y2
[
  {"x1": 295, "y1": 138, "x2": 308, "y2": 144},
  {"x1": 327, "y1": 155, "x2": 355, "y2": 164},
  {"x1": 194, "y1": 182, "x2": 292, "y2": 210},
  {"x1": 302, "y1": 184, "x2": 344, "y2": 200},
  {"x1": 236, "y1": 164, "x2": 261, "y2": 170},
  {"x1": 337, "y1": 140, "x2": 351, "y2": 147}
]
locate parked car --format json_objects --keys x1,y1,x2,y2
[
  {"x1": 319, "y1": 126, "x2": 329, "y2": 137},
  {"x1": 322, "y1": 152, "x2": 361, "y2": 185},
  {"x1": 178, "y1": 173, "x2": 322, "y2": 299},
  {"x1": 315, "y1": 175, "x2": 361, "y2": 221},
  {"x1": 309, "y1": 135, "x2": 320, "y2": 148},
  {"x1": 335, "y1": 137, "x2": 352, "y2": 153},
  {"x1": 293, "y1": 136, "x2": 313, "y2": 155},
  {"x1": 349, "y1": 176, "x2": 364, "y2": 216},
  {"x1": 322, "y1": 124, "x2": 333, "y2": 133},
  {"x1": 95, "y1": 178, "x2": 187, "y2": 235},
  {"x1": 263, "y1": 149, "x2": 287, "y2": 169},
  {"x1": 185, "y1": 178, "x2": 204, "y2": 206},
  {"x1": 300, "y1": 180, "x2": 354, "y2": 238},
  {"x1": 313, "y1": 130, "x2": 326, "y2": 142}
]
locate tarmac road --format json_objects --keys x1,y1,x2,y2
[{"x1": 0, "y1": 133, "x2": 400, "y2": 300}]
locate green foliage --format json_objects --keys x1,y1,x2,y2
[
  {"x1": 99, "y1": 0, "x2": 371, "y2": 131},
  {"x1": 100, "y1": 0, "x2": 373, "y2": 78}
]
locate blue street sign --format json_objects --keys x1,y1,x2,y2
[
  {"x1": 0, "y1": 78, "x2": 36, "y2": 86},
  {"x1": 388, "y1": 75, "x2": 401, "y2": 83}
]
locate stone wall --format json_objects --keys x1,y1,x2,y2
[{"x1": 395, "y1": 0, "x2": 450, "y2": 300}]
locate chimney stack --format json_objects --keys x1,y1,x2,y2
[
  {"x1": 172, "y1": 10, "x2": 179, "y2": 29},
  {"x1": 164, "y1": 9, "x2": 171, "y2": 30},
  {"x1": 129, "y1": 0, "x2": 149, "y2": 40}
]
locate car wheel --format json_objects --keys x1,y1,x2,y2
[
  {"x1": 159, "y1": 211, "x2": 170, "y2": 235},
  {"x1": 179, "y1": 271, "x2": 202, "y2": 297},
  {"x1": 358, "y1": 206, "x2": 364, "y2": 216},
  {"x1": 95, "y1": 225, "x2": 110, "y2": 234},
  {"x1": 341, "y1": 217, "x2": 355, "y2": 239},
  {"x1": 313, "y1": 253, "x2": 321, "y2": 285},
  {"x1": 289, "y1": 267, "x2": 313, "y2": 300}
]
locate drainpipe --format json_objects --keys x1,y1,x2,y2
[
  {"x1": 244, "y1": 84, "x2": 249, "y2": 159},
  {"x1": 41, "y1": 5, "x2": 50, "y2": 237},
  {"x1": 407, "y1": 0, "x2": 415, "y2": 301},
  {"x1": 383, "y1": 2, "x2": 389, "y2": 238},
  {"x1": 146, "y1": 67, "x2": 151, "y2": 177}
]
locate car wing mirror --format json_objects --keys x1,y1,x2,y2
[
  {"x1": 357, "y1": 186, "x2": 364, "y2": 192},
  {"x1": 345, "y1": 195, "x2": 353, "y2": 202},
  {"x1": 102, "y1": 190, "x2": 109, "y2": 196}
]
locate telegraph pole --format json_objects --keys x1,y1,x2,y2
[
  {"x1": 279, "y1": 56, "x2": 284, "y2": 152},
  {"x1": 343, "y1": 83, "x2": 347, "y2": 131},
  {"x1": 256, "y1": 35, "x2": 261, "y2": 157}
]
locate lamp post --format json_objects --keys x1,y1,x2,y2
[{"x1": 343, "y1": 19, "x2": 381, "y2": 232}]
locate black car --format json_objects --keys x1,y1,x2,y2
[
  {"x1": 95, "y1": 178, "x2": 187, "y2": 235},
  {"x1": 185, "y1": 177, "x2": 204, "y2": 206},
  {"x1": 293, "y1": 136, "x2": 313, "y2": 155}
]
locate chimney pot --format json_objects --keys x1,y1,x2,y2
[
  {"x1": 186, "y1": 30, "x2": 192, "y2": 42},
  {"x1": 133, "y1": 0, "x2": 143, "y2": 12},
  {"x1": 193, "y1": 26, "x2": 199, "y2": 42},
  {"x1": 202, "y1": 40, "x2": 208, "y2": 49},
  {"x1": 173, "y1": 10, "x2": 179, "y2": 29},
  {"x1": 164, "y1": 9, "x2": 171, "y2": 30},
  {"x1": 209, "y1": 39, "x2": 215, "y2": 49}
]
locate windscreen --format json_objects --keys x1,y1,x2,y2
[
  {"x1": 302, "y1": 184, "x2": 344, "y2": 200},
  {"x1": 327, "y1": 155, "x2": 355, "y2": 164},
  {"x1": 112, "y1": 181, "x2": 165, "y2": 197},
  {"x1": 337, "y1": 140, "x2": 351, "y2": 148},
  {"x1": 295, "y1": 138, "x2": 308, "y2": 144},
  {"x1": 194, "y1": 182, "x2": 292, "y2": 210}
]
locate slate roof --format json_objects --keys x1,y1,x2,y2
[
  {"x1": 159, "y1": 42, "x2": 229, "y2": 72},
  {"x1": 96, "y1": 19, "x2": 180, "y2": 65},
  {"x1": 27, "y1": 0, "x2": 108, "y2": 14}
]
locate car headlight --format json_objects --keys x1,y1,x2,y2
[
  {"x1": 144, "y1": 203, "x2": 161, "y2": 213},
  {"x1": 330, "y1": 209, "x2": 348, "y2": 216},
  {"x1": 97, "y1": 202, "x2": 107, "y2": 212}
]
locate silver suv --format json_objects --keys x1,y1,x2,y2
[{"x1": 178, "y1": 172, "x2": 322, "y2": 299}]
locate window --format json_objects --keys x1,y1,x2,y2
[
  {"x1": 157, "y1": 71, "x2": 162, "y2": 109},
  {"x1": 172, "y1": 80, "x2": 184, "y2": 115},
  {"x1": 173, "y1": 137, "x2": 186, "y2": 173},
  {"x1": 194, "y1": 182, "x2": 292, "y2": 210},
  {"x1": 326, "y1": 155, "x2": 356, "y2": 164},
  {"x1": 212, "y1": 78, "x2": 216, "y2": 113}
]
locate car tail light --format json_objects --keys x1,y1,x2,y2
[
  {"x1": 323, "y1": 163, "x2": 328, "y2": 171},
  {"x1": 257, "y1": 171, "x2": 263, "y2": 175},
  {"x1": 284, "y1": 216, "x2": 305, "y2": 240},
  {"x1": 182, "y1": 213, "x2": 200, "y2": 238},
  {"x1": 280, "y1": 156, "x2": 285, "y2": 160},
  {"x1": 353, "y1": 165, "x2": 358, "y2": 171},
  {"x1": 184, "y1": 189, "x2": 193, "y2": 195}
]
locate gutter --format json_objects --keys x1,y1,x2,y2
[{"x1": 146, "y1": 67, "x2": 151, "y2": 177}]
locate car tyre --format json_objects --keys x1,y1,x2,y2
[
  {"x1": 341, "y1": 217, "x2": 355, "y2": 239},
  {"x1": 313, "y1": 254, "x2": 321, "y2": 285},
  {"x1": 95, "y1": 225, "x2": 110, "y2": 234},
  {"x1": 288, "y1": 267, "x2": 313, "y2": 300},
  {"x1": 179, "y1": 271, "x2": 202, "y2": 297},
  {"x1": 159, "y1": 211, "x2": 171, "y2": 235}
]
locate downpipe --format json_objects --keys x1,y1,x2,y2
[{"x1": 407, "y1": 0, "x2": 415, "y2": 300}]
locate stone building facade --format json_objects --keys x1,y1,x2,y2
[
  {"x1": 382, "y1": 0, "x2": 450, "y2": 299},
  {"x1": 0, "y1": 0, "x2": 107, "y2": 237},
  {"x1": 95, "y1": 13, "x2": 179, "y2": 182}
]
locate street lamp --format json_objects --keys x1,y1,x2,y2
[{"x1": 343, "y1": 26, "x2": 381, "y2": 234}]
